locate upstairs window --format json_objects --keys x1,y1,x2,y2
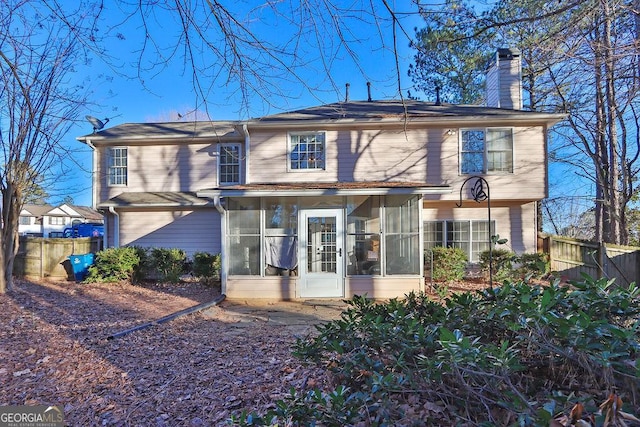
[
  {"x1": 219, "y1": 144, "x2": 241, "y2": 185},
  {"x1": 461, "y1": 128, "x2": 513, "y2": 174},
  {"x1": 289, "y1": 132, "x2": 325, "y2": 170},
  {"x1": 108, "y1": 147, "x2": 128, "y2": 186}
]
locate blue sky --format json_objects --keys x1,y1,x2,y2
[
  {"x1": 62, "y1": 1, "x2": 423, "y2": 207},
  {"x1": 58, "y1": 0, "x2": 590, "y2": 231}
]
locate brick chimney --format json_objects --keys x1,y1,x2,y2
[{"x1": 486, "y1": 48, "x2": 522, "y2": 110}]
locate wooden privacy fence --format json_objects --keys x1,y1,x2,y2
[
  {"x1": 539, "y1": 234, "x2": 640, "y2": 286},
  {"x1": 14, "y1": 236, "x2": 103, "y2": 279}
]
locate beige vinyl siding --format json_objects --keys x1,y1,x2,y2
[
  {"x1": 347, "y1": 129, "x2": 429, "y2": 182},
  {"x1": 97, "y1": 142, "x2": 220, "y2": 201},
  {"x1": 245, "y1": 132, "x2": 289, "y2": 182},
  {"x1": 422, "y1": 202, "x2": 538, "y2": 254},
  {"x1": 427, "y1": 125, "x2": 547, "y2": 201},
  {"x1": 225, "y1": 277, "x2": 297, "y2": 299},
  {"x1": 247, "y1": 125, "x2": 546, "y2": 201},
  {"x1": 346, "y1": 277, "x2": 424, "y2": 299},
  {"x1": 117, "y1": 208, "x2": 221, "y2": 256},
  {"x1": 248, "y1": 129, "x2": 430, "y2": 184},
  {"x1": 224, "y1": 276, "x2": 424, "y2": 300}
]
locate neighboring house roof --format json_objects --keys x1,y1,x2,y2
[
  {"x1": 68, "y1": 205, "x2": 104, "y2": 222},
  {"x1": 20, "y1": 204, "x2": 53, "y2": 217},
  {"x1": 77, "y1": 100, "x2": 566, "y2": 143},
  {"x1": 44, "y1": 204, "x2": 103, "y2": 222},
  {"x1": 98, "y1": 192, "x2": 216, "y2": 208}
]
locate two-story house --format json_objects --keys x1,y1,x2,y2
[{"x1": 78, "y1": 49, "x2": 565, "y2": 299}]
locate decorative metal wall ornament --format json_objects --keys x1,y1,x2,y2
[{"x1": 456, "y1": 176, "x2": 494, "y2": 288}]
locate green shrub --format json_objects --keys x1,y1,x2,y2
[
  {"x1": 149, "y1": 247, "x2": 186, "y2": 283},
  {"x1": 479, "y1": 247, "x2": 516, "y2": 281},
  {"x1": 231, "y1": 276, "x2": 640, "y2": 426},
  {"x1": 84, "y1": 247, "x2": 140, "y2": 283},
  {"x1": 131, "y1": 246, "x2": 151, "y2": 283},
  {"x1": 426, "y1": 246, "x2": 467, "y2": 282},
  {"x1": 516, "y1": 252, "x2": 550, "y2": 279},
  {"x1": 192, "y1": 252, "x2": 221, "y2": 283}
]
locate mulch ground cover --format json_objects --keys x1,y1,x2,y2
[{"x1": 0, "y1": 278, "x2": 337, "y2": 426}]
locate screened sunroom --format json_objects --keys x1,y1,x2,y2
[{"x1": 197, "y1": 183, "x2": 450, "y2": 299}]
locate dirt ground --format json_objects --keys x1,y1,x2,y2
[{"x1": 0, "y1": 277, "x2": 488, "y2": 426}]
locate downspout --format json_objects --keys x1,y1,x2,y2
[
  {"x1": 84, "y1": 138, "x2": 99, "y2": 209},
  {"x1": 85, "y1": 138, "x2": 107, "y2": 250},
  {"x1": 213, "y1": 196, "x2": 227, "y2": 295},
  {"x1": 108, "y1": 206, "x2": 120, "y2": 248},
  {"x1": 241, "y1": 124, "x2": 250, "y2": 184}
]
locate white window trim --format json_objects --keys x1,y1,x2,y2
[
  {"x1": 459, "y1": 127, "x2": 514, "y2": 175},
  {"x1": 424, "y1": 219, "x2": 496, "y2": 263},
  {"x1": 219, "y1": 143, "x2": 242, "y2": 185},
  {"x1": 108, "y1": 146, "x2": 128, "y2": 187},
  {"x1": 287, "y1": 131, "x2": 326, "y2": 172},
  {"x1": 48, "y1": 216, "x2": 66, "y2": 225}
]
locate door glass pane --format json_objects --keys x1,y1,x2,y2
[{"x1": 307, "y1": 216, "x2": 337, "y2": 273}]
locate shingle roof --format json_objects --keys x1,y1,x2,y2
[
  {"x1": 21, "y1": 204, "x2": 53, "y2": 217},
  {"x1": 78, "y1": 122, "x2": 241, "y2": 142},
  {"x1": 98, "y1": 192, "x2": 215, "y2": 208},
  {"x1": 254, "y1": 100, "x2": 561, "y2": 122},
  {"x1": 69, "y1": 205, "x2": 103, "y2": 221},
  {"x1": 77, "y1": 100, "x2": 566, "y2": 142},
  {"x1": 198, "y1": 181, "x2": 452, "y2": 198}
]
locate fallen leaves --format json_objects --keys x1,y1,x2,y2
[
  {"x1": 552, "y1": 394, "x2": 640, "y2": 427},
  {"x1": 0, "y1": 279, "x2": 332, "y2": 426}
]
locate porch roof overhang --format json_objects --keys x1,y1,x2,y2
[
  {"x1": 98, "y1": 191, "x2": 215, "y2": 209},
  {"x1": 197, "y1": 182, "x2": 452, "y2": 198}
]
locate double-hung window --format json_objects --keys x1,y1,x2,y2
[
  {"x1": 219, "y1": 144, "x2": 241, "y2": 185},
  {"x1": 461, "y1": 128, "x2": 513, "y2": 174},
  {"x1": 424, "y1": 220, "x2": 495, "y2": 263},
  {"x1": 108, "y1": 147, "x2": 128, "y2": 186},
  {"x1": 289, "y1": 132, "x2": 325, "y2": 170}
]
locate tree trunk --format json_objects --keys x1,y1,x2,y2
[
  {"x1": 0, "y1": 232, "x2": 5, "y2": 294},
  {"x1": 601, "y1": 0, "x2": 619, "y2": 244},
  {"x1": 1, "y1": 184, "x2": 22, "y2": 294}
]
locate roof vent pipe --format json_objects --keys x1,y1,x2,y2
[
  {"x1": 435, "y1": 85, "x2": 442, "y2": 106},
  {"x1": 367, "y1": 82, "x2": 372, "y2": 102},
  {"x1": 345, "y1": 83, "x2": 350, "y2": 102}
]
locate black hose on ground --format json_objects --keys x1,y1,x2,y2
[{"x1": 107, "y1": 294, "x2": 226, "y2": 339}]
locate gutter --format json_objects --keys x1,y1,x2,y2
[
  {"x1": 198, "y1": 186, "x2": 452, "y2": 198},
  {"x1": 83, "y1": 138, "x2": 99, "y2": 209},
  {"x1": 237, "y1": 124, "x2": 250, "y2": 184},
  {"x1": 247, "y1": 114, "x2": 568, "y2": 129}
]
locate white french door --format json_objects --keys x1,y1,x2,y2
[{"x1": 299, "y1": 209, "x2": 344, "y2": 298}]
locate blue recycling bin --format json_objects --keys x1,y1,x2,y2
[{"x1": 69, "y1": 253, "x2": 95, "y2": 281}]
